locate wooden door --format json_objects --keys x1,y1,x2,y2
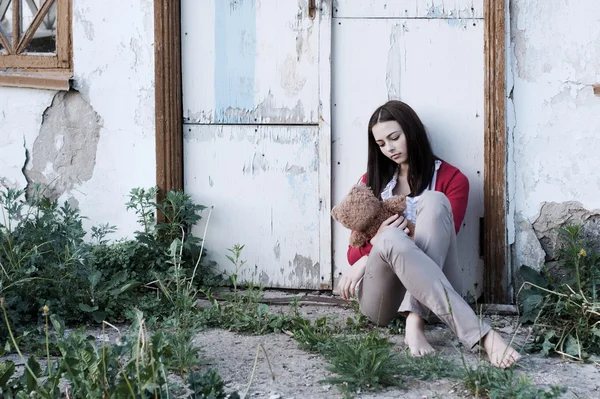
[
  {"x1": 332, "y1": 0, "x2": 485, "y2": 300},
  {"x1": 181, "y1": 1, "x2": 332, "y2": 289}
]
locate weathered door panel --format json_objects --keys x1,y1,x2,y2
[
  {"x1": 182, "y1": 0, "x2": 321, "y2": 124},
  {"x1": 184, "y1": 125, "x2": 324, "y2": 289},
  {"x1": 332, "y1": 18, "x2": 484, "y2": 300},
  {"x1": 182, "y1": 1, "x2": 332, "y2": 290},
  {"x1": 333, "y1": 0, "x2": 483, "y2": 19}
]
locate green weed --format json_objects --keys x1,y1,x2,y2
[
  {"x1": 518, "y1": 225, "x2": 600, "y2": 361},
  {"x1": 344, "y1": 299, "x2": 372, "y2": 333},
  {"x1": 322, "y1": 331, "x2": 405, "y2": 395},
  {"x1": 462, "y1": 361, "x2": 565, "y2": 399},
  {"x1": 292, "y1": 316, "x2": 337, "y2": 354},
  {"x1": 198, "y1": 245, "x2": 305, "y2": 335},
  {"x1": 188, "y1": 368, "x2": 241, "y2": 399},
  {"x1": 0, "y1": 185, "x2": 214, "y2": 331},
  {"x1": 396, "y1": 352, "x2": 462, "y2": 380},
  {"x1": 0, "y1": 301, "x2": 238, "y2": 398}
]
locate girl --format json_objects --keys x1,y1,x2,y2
[{"x1": 337, "y1": 100, "x2": 520, "y2": 368}]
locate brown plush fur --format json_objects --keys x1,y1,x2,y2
[{"x1": 331, "y1": 184, "x2": 415, "y2": 247}]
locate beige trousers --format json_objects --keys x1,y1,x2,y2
[{"x1": 358, "y1": 191, "x2": 491, "y2": 349}]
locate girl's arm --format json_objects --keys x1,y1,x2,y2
[
  {"x1": 442, "y1": 169, "x2": 469, "y2": 234},
  {"x1": 347, "y1": 242, "x2": 372, "y2": 265}
]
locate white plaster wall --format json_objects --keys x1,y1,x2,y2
[
  {"x1": 0, "y1": 0, "x2": 155, "y2": 238},
  {"x1": 510, "y1": 0, "x2": 600, "y2": 265}
]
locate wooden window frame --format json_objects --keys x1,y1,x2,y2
[
  {"x1": 0, "y1": 0, "x2": 72, "y2": 90},
  {"x1": 156, "y1": 1, "x2": 510, "y2": 302}
]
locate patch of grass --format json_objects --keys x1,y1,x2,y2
[
  {"x1": 462, "y1": 362, "x2": 565, "y2": 399},
  {"x1": 387, "y1": 315, "x2": 406, "y2": 335},
  {"x1": 199, "y1": 285, "x2": 304, "y2": 335},
  {"x1": 344, "y1": 300, "x2": 373, "y2": 333},
  {"x1": 292, "y1": 316, "x2": 337, "y2": 353},
  {"x1": 0, "y1": 300, "x2": 239, "y2": 398},
  {"x1": 396, "y1": 352, "x2": 463, "y2": 380},
  {"x1": 198, "y1": 245, "x2": 307, "y2": 335},
  {"x1": 322, "y1": 331, "x2": 404, "y2": 395},
  {"x1": 0, "y1": 185, "x2": 217, "y2": 332},
  {"x1": 188, "y1": 368, "x2": 241, "y2": 399},
  {"x1": 518, "y1": 225, "x2": 600, "y2": 361}
]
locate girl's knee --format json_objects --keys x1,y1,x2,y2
[
  {"x1": 373, "y1": 228, "x2": 413, "y2": 254},
  {"x1": 418, "y1": 191, "x2": 452, "y2": 218}
]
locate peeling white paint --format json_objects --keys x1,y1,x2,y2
[
  {"x1": 510, "y1": 0, "x2": 600, "y2": 259},
  {"x1": 184, "y1": 125, "x2": 323, "y2": 289},
  {"x1": 182, "y1": 0, "x2": 320, "y2": 124},
  {"x1": 333, "y1": 0, "x2": 483, "y2": 19},
  {"x1": 0, "y1": 89, "x2": 55, "y2": 190},
  {"x1": 0, "y1": 0, "x2": 155, "y2": 239},
  {"x1": 510, "y1": 0, "x2": 600, "y2": 279}
]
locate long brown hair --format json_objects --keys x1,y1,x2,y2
[{"x1": 366, "y1": 101, "x2": 436, "y2": 198}]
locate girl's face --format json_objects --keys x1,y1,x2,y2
[{"x1": 372, "y1": 120, "x2": 408, "y2": 165}]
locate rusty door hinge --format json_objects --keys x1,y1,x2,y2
[{"x1": 309, "y1": 0, "x2": 316, "y2": 19}]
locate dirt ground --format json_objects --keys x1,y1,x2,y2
[
  {"x1": 3, "y1": 292, "x2": 599, "y2": 398},
  {"x1": 194, "y1": 292, "x2": 600, "y2": 399}
]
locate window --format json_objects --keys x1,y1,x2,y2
[{"x1": 0, "y1": 0, "x2": 71, "y2": 90}]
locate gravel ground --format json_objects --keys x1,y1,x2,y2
[{"x1": 2, "y1": 292, "x2": 599, "y2": 398}]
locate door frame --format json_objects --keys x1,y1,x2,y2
[{"x1": 154, "y1": 0, "x2": 509, "y2": 302}]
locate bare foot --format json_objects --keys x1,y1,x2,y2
[
  {"x1": 404, "y1": 312, "x2": 435, "y2": 357},
  {"x1": 482, "y1": 329, "x2": 521, "y2": 368}
]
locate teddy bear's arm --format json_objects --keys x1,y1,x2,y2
[{"x1": 383, "y1": 196, "x2": 408, "y2": 215}]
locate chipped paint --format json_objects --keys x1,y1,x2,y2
[
  {"x1": 386, "y1": 24, "x2": 402, "y2": 100},
  {"x1": 531, "y1": 202, "x2": 600, "y2": 261},
  {"x1": 0, "y1": 0, "x2": 155, "y2": 239},
  {"x1": 182, "y1": 0, "x2": 320, "y2": 124},
  {"x1": 219, "y1": 93, "x2": 308, "y2": 124},
  {"x1": 184, "y1": 124, "x2": 322, "y2": 289},
  {"x1": 24, "y1": 91, "x2": 102, "y2": 199},
  {"x1": 291, "y1": 254, "x2": 320, "y2": 289},
  {"x1": 285, "y1": 164, "x2": 306, "y2": 175},
  {"x1": 510, "y1": 0, "x2": 600, "y2": 277},
  {"x1": 333, "y1": 0, "x2": 483, "y2": 19},
  {"x1": 259, "y1": 270, "x2": 270, "y2": 286},
  {"x1": 426, "y1": 5, "x2": 445, "y2": 18}
]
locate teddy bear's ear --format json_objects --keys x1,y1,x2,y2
[{"x1": 331, "y1": 184, "x2": 381, "y2": 232}]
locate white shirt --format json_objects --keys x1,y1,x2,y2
[{"x1": 380, "y1": 160, "x2": 442, "y2": 224}]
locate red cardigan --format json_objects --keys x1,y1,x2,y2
[{"x1": 346, "y1": 161, "x2": 469, "y2": 266}]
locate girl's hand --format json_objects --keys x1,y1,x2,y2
[
  {"x1": 370, "y1": 214, "x2": 409, "y2": 246},
  {"x1": 338, "y1": 256, "x2": 368, "y2": 300}
]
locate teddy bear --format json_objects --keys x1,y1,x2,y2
[{"x1": 331, "y1": 184, "x2": 415, "y2": 247}]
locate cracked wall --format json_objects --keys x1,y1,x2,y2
[
  {"x1": 510, "y1": 0, "x2": 600, "y2": 271},
  {"x1": 24, "y1": 91, "x2": 102, "y2": 200},
  {"x1": 0, "y1": 0, "x2": 155, "y2": 238}
]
